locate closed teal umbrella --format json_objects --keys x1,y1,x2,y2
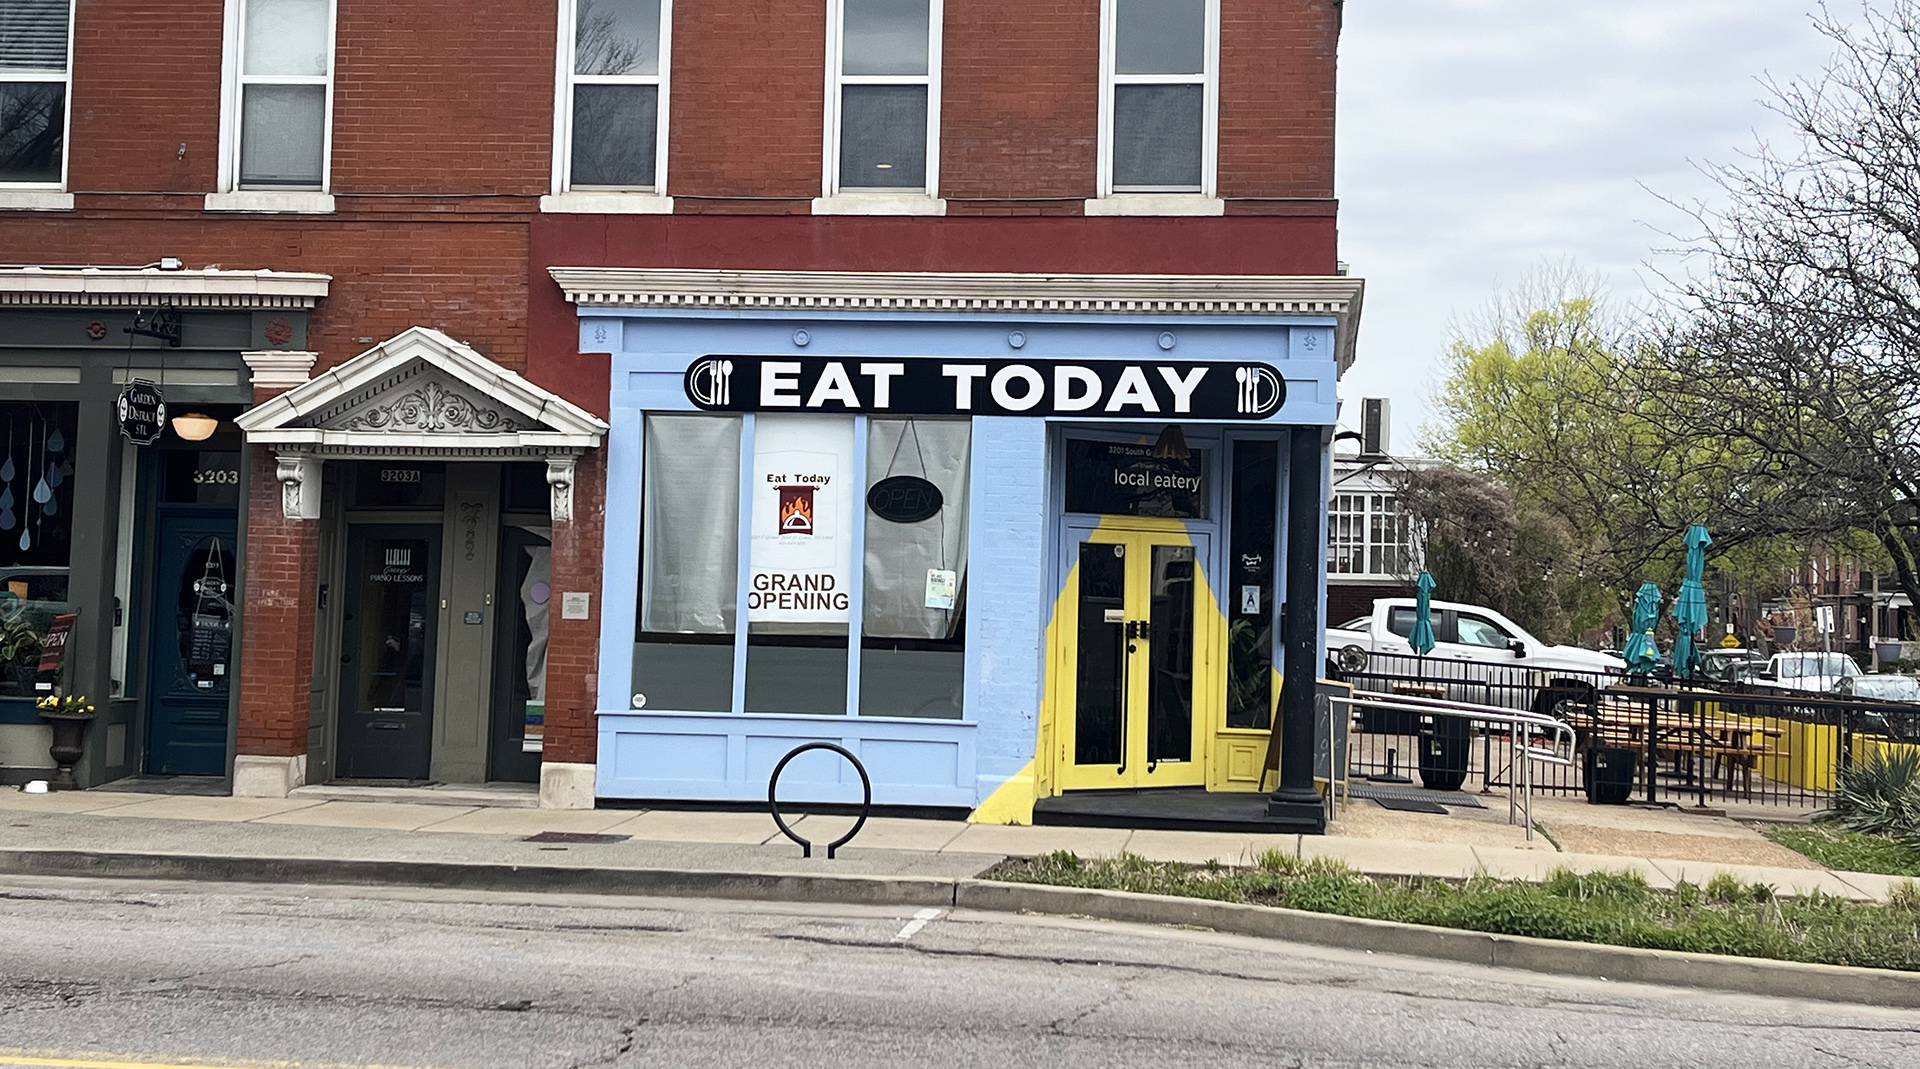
[
  {"x1": 1623, "y1": 582, "x2": 1664, "y2": 675},
  {"x1": 1671, "y1": 525, "x2": 1712, "y2": 680},
  {"x1": 1412, "y1": 571, "x2": 1436, "y2": 656}
]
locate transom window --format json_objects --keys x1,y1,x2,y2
[
  {"x1": 828, "y1": 0, "x2": 939, "y2": 194},
  {"x1": 1101, "y1": 0, "x2": 1216, "y2": 194},
  {"x1": 0, "y1": 0, "x2": 72, "y2": 186},
  {"x1": 228, "y1": 0, "x2": 335, "y2": 190},
  {"x1": 562, "y1": 0, "x2": 668, "y2": 191}
]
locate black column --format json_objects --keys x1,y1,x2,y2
[{"x1": 1267, "y1": 425, "x2": 1328, "y2": 831}]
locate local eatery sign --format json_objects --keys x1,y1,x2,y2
[{"x1": 686, "y1": 356, "x2": 1285, "y2": 419}]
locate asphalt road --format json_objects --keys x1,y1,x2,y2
[{"x1": 0, "y1": 876, "x2": 1916, "y2": 1069}]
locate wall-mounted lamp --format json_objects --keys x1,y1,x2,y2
[
  {"x1": 170, "y1": 412, "x2": 219, "y2": 442},
  {"x1": 1151, "y1": 424, "x2": 1190, "y2": 461}
]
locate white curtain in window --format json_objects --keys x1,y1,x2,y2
[
  {"x1": 642, "y1": 415, "x2": 740, "y2": 634},
  {"x1": 863, "y1": 419, "x2": 969, "y2": 639}
]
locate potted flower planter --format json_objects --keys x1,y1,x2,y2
[{"x1": 36, "y1": 694, "x2": 96, "y2": 792}]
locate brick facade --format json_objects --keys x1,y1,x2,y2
[
  {"x1": 235, "y1": 444, "x2": 319, "y2": 759},
  {"x1": 541, "y1": 449, "x2": 607, "y2": 766}
]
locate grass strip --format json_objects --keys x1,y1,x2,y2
[
  {"x1": 1763, "y1": 824, "x2": 1920, "y2": 878},
  {"x1": 990, "y1": 850, "x2": 1920, "y2": 972}
]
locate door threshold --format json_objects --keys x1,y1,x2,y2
[
  {"x1": 1034, "y1": 787, "x2": 1302, "y2": 833},
  {"x1": 291, "y1": 780, "x2": 539, "y2": 809}
]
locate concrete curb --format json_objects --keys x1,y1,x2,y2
[{"x1": 6, "y1": 847, "x2": 1918, "y2": 1010}]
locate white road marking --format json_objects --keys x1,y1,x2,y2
[{"x1": 892, "y1": 908, "x2": 943, "y2": 942}]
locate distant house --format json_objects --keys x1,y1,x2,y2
[{"x1": 1326, "y1": 431, "x2": 1426, "y2": 625}]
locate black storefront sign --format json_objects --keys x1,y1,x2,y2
[
  {"x1": 867, "y1": 475, "x2": 944, "y2": 523},
  {"x1": 685, "y1": 356, "x2": 1285, "y2": 419},
  {"x1": 117, "y1": 380, "x2": 167, "y2": 445}
]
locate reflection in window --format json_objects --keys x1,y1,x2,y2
[
  {"x1": 0, "y1": 401, "x2": 75, "y2": 697},
  {"x1": 1226, "y1": 439, "x2": 1276, "y2": 729},
  {"x1": 567, "y1": 0, "x2": 665, "y2": 189},
  {"x1": 860, "y1": 419, "x2": 968, "y2": 718}
]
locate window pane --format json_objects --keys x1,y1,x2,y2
[
  {"x1": 863, "y1": 420, "x2": 968, "y2": 640},
  {"x1": 0, "y1": 401, "x2": 76, "y2": 698},
  {"x1": 859, "y1": 646, "x2": 962, "y2": 719},
  {"x1": 0, "y1": 80, "x2": 61, "y2": 182},
  {"x1": 1115, "y1": 0, "x2": 1203, "y2": 75},
  {"x1": 744, "y1": 416, "x2": 855, "y2": 714},
  {"x1": 571, "y1": 83, "x2": 657, "y2": 187},
  {"x1": 1226, "y1": 440, "x2": 1277, "y2": 729},
  {"x1": 0, "y1": 0, "x2": 70, "y2": 71},
  {"x1": 839, "y1": 84, "x2": 926, "y2": 188},
  {"x1": 243, "y1": 0, "x2": 330, "y2": 77},
  {"x1": 843, "y1": 0, "x2": 928, "y2": 76},
  {"x1": 1112, "y1": 83, "x2": 1202, "y2": 188},
  {"x1": 240, "y1": 83, "x2": 324, "y2": 187},
  {"x1": 575, "y1": 0, "x2": 660, "y2": 76},
  {"x1": 641, "y1": 415, "x2": 740, "y2": 635}
]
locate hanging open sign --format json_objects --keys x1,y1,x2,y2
[{"x1": 118, "y1": 380, "x2": 167, "y2": 445}]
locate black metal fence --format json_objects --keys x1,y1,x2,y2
[{"x1": 1332, "y1": 651, "x2": 1920, "y2": 810}]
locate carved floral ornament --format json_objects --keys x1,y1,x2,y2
[{"x1": 339, "y1": 379, "x2": 528, "y2": 433}]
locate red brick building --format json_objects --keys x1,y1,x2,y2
[{"x1": 1, "y1": 0, "x2": 1359, "y2": 826}]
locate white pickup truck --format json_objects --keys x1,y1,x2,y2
[{"x1": 1329, "y1": 598, "x2": 1626, "y2": 716}]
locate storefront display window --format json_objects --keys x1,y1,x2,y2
[
  {"x1": 860, "y1": 419, "x2": 968, "y2": 718},
  {"x1": 631, "y1": 412, "x2": 970, "y2": 719},
  {"x1": 1064, "y1": 437, "x2": 1209, "y2": 519},
  {"x1": 0, "y1": 402, "x2": 76, "y2": 697},
  {"x1": 1226, "y1": 438, "x2": 1277, "y2": 729},
  {"x1": 636, "y1": 414, "x2": 739, "y2": 712}
]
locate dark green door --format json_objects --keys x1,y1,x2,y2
[
  {"x1": 337, "y1": 525, "x2": 440, "y2": 780},
  {"x1": 144, "y1": 511, "x2": 238, "y2": 775}
]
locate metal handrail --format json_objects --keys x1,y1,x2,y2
[{"x1": 1343, "y1": 691, "x2": 1576, "y2": 841}]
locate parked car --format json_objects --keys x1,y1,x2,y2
[
  {"x1": 1761, "y1": 651, "x2": 1863, "y2": 693},
  {"x1": 1835, "y1": 674, "x2": 1920, "y2": 741},
  {"x1": 1329, "y1": 598, "x2": 1625, "y2": 717},
  {"x1": 1696, "y1": 647, "x2": 1767, "y2": 685}
]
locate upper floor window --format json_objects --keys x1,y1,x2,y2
[
  {"x1": 562, "y1": 0, "x2": 668, "y2": 191},
  {"x1": 828, "y1": 0, "x2": 939, "y2": 195},
  {"x1": 228, "y1": 0, "x2": 334, "y2": 190},
  {"x1": 0, "y1": 0, "x2": 72, "y2": 186},
  {"x1": 1101, "y1": 0, "x2": 1215, "y2": 194},
  {"x1": 1328, "y1": 492, "x2": 1413, "y2": 580}
]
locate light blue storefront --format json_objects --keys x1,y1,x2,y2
[{"x1": 563, "y1": 269, "x2": 1362, "y2": 822}]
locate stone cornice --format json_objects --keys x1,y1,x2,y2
[{"x1": 0, "y1": 267, "x2": 331, "y2": 309}]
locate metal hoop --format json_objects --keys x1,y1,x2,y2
[{"x1": 767, "y1": 742, "x2": 872, "y2": 859}]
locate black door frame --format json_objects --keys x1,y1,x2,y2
[{"x1": 335, "y1": 522, "x2": 442, "y2": 780}]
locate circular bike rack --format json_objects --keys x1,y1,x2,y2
[{"x1": 767, "y1": 742, "x2": 871, "y2": 859}]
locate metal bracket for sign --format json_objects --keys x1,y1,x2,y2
[
  {"x1": 767, "y1": 742, "x2": 872, "y2": 859},
  {"x1": 123, "y1": 306, "x2": 183, "y2": 348}
]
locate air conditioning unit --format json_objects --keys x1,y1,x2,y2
[{"x1": 1361, "y1": 398, "x2": 1390, "y2": 457}]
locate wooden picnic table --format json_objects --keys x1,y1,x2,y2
[{"x1": 1583, "y1": 687, "x2": 1781, "y2": 799}]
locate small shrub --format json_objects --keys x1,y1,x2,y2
[{"x1": 1826, "y1": 748, "x2": 1920, "y2": 840}]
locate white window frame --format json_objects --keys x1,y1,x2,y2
[
  {"x1": 214, "y1": 0, "x2": 337, "y2": 199},
  {"x1": 0, "y1": 0, "x2": 75, "y2": 196},
  {"x1": 549, "y1": 0, "x2": 672, "y2": 205},
  {"x1": 821, "y1": 0, "x2": 942, "y2": 202},
  {"x1": 1095, "y1": 0, "x2": 1219, "y2": 200},
  {"x1": 1328, "y1": 491, "x2": 1413, "y2": 580}
]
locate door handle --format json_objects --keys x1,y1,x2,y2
[{"x1": 341, "y1": 654, "x2": 352, "y2": 664}]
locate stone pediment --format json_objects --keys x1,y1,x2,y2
[
  {"x1": 293, "y1": 359, "x2": 535, "y2": 434},
  {"x1": 237, "y1": 326, "x2": 606, "y2": 456}
]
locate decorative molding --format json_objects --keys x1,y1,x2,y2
[
  {"x1": 243, "y1": 350, "x2": 319, "y2": 390},
  {"x1": 275, "y1": 453, "x2": 322, "y2": 520},
  {"x1": 0, "y1": 267, "x2": 330, "y2": 309},
  {"x1": 339, "y1": 377, "x2": 530, "y2": 434},
  {"x1": 547, "y1": 456, "x2": 577, "y2": 524},
  {"x1": 549, "y1": 267, "x2": 1366, "y2": 370},
  {"x1": 0, "y1": 191, "x2": 74, "y2": 212}
]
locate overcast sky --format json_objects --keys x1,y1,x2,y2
[{"x1": 1335, "y1": 0, "x2": 1853, "y2": 450}]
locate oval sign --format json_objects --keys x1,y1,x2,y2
[{"x1": 867, "y1": 475, "x2": 943, "y2": 524}]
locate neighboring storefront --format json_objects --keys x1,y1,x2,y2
[
  {"x1": 553, "y1": 268, "x2": 1362, "y2": 825},
  {"x1": 0, "y1": 267, "x2": 326, "y2": 787}
]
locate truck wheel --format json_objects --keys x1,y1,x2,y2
[
  {"x1": 1335, "y1": 645, "x2": 1369, "y2": 674},
  {"x1": 1534, "y1": 682, "x2": 1593, "y2": 722}
]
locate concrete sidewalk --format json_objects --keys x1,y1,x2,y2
[{"x1": 0, "y1": 785, "x2": 1908, "y2": 902}]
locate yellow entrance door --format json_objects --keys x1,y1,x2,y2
[{"x1": 1057, "y1": 524, "x2": 1212, "y2": 791}]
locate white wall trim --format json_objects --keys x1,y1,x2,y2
[
  {"x1": 811, "y1": 194, "x2": 946, "y2": 216},
  {"x1": 243, "y1": 349, "x2": 320, "y2": 389},
  {"x1": 205, "y1": 191, "x2": 336, "y2": 214},
  {"x1": 0, "y1": 191, "x2": 75, "y2": 211},
  {"x1": 0, "y1": 267, "x2": 330, "y2": 307},
  {"x1": 1082, "y1": 194, "x2": 1224, "y2": 217},
  {"x1": 540, "y1": 192, "x2": 676, "y2": 214}
]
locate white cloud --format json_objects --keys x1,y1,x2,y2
[{"x1": 1335, "y1": 0, "x2": 1847, "y2": 447}]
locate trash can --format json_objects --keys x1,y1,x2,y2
[
  {"x1": 1417, "y1": 716, "x2": 1472, "y2": 792},
  {"x1": 1584, "y1": 746, "x2": 1638, "y2": 805}
]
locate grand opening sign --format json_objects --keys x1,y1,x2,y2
[{"x1": 686, "y1": 356, "x2": 1285, "y2": 420}]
